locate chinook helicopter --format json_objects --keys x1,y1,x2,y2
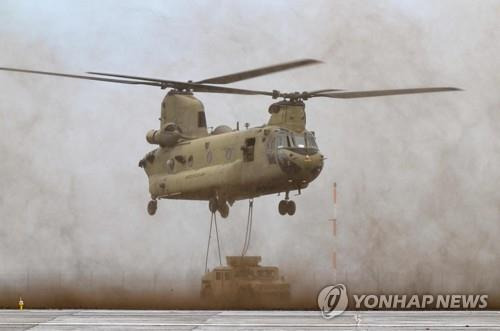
[{"x1": 0, "y1": 60, "x2": 459, "y2": 217}]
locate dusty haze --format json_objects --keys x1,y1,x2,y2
[{"x1": 0, "y1": 0, "x2": 499, "y2": 308}]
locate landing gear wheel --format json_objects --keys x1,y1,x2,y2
[
  {"x1": 147, "y1": 200, "x2": 157, "y2": 216},
  {"x1": 209, "y1": 199, "x2": 217, "y2": 213},
  {"x1": 278, "y1": 200, "x2": 288, "y2": 215},
  {"x1": 219, "y1": 203, "x2": 229, "y2": 218},
  {"x1": 286, "y1": 200, "x2": 296, "y2": 216}
]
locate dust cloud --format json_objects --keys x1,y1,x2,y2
[{"x1": 0, "y1": 0, "x2": 499, "y2": 308}]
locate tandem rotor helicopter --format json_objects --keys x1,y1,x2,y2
[{"x1": 0, "y1": 59, "x2": 459, "y2": 217}]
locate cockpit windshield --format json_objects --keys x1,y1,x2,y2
[
  {"x1": 305, "y1": 132, "x2": 318, "y2": 149},
  {"x1": 293, "y1": 134, "x2": 306, "y2": 148},
  {"x1": 275, "y1": 131, "x2": 318, "y2": 154}
]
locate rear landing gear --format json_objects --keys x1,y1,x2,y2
[
  {"x1": 209, "y1": 199, "x2": 217, "y2": 213},
  {"x1": 219, "y1": 203, "x2": 229, "y2": 218},
  {"x1": 278, "y1": 192, "x2": 296, "y2": 216},
  {"x1": 147, "y1": 200, "x2": 157, "y2": 216},
  {"x1": 209, "y1": 198, "x2": 230, "y2": 218}
]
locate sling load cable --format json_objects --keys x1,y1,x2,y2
[
  {"x1": 204, "y1": 211, "x2": 222, "y2": 272},
  {"x1": 241, "y1": 199, "x2": 254, "y2": 256}
]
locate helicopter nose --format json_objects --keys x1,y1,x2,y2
[{"x1": 277, "y1": 149, "x2": 324, "y2": 182}]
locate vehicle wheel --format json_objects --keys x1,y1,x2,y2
[
  {"x1": 209, "y1": 199, "x2": 217, "y2": 213},
  {"x1": 287, "y1": 200, "x2": 296, "y2": 215},
  {"x1": 219, "y1": 203, "x2": 229, "y2": 218},
  {"x1": 147, "y1": 200, "x2": 157, "y2": 216},
  {"x1": 278, "y1": 200, "x2": 287, "y2": 215}
]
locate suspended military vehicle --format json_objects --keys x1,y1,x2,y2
[
  {"x1": 0, "y1": 60, "x2": 460, "y2": 217},
  {"x1": 201, "y1": 256, "x2": 290, "y2": 307}
]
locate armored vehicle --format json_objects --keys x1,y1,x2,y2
[{"x1": 201, "y1": 256, "x2": 290, "y2": 307}]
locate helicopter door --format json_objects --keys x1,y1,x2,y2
[
  {"x1": 266, "y1": 137, "x2": 276, "y2": 164},
  {"x1": 242, "y1": 138, "x2": 255, "y2": 162}
]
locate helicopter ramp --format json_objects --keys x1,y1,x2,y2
[{"x1": 1, "y1": 310, "x2": 499, "y2": 330}]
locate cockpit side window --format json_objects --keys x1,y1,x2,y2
[
  {"x1": 277, "y1": 132, "x2": 299, "y2": 148},
  {"x1": 277, "y1": 135, "x2": 284, "y2": 148}
]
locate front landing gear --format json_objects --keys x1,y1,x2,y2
[
  {"x1": 147, "y1": 200, "x2": 157, "y2": 216},
  {"x1": 278, "y1": 200, "x2": 296, "y2": 216},
  {"x1": 278, "y1": 192, "x2": 296, "y2": 216}
]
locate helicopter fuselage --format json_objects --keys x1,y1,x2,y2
[{"x1": 141, "y1": 125, "x2": 324, "y2": 206}]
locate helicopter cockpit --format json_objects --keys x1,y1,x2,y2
[{"x1": 275, "y1": 130, "x2": 319, "y2": 155}]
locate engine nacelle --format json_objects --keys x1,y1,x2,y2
[
  {"x1": 146, "y1": 129, "x2": 180, "y2": 147},
  {"x1": 211, "y1": 125, "x2": 232, "y2": 135}
]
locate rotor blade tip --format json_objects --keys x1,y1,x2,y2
[{"x1": 306, "y1": 59, "x2": 323, "y2": 64}]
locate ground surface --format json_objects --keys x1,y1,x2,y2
[{"x1": 0, "y1": 310, "x2": 499, "y2": 330}]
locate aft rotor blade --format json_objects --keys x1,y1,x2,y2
[
  {"x1": 0, "y1": 67, "x2": 162, "y2": 87},
  {"x1": 313, "y1": 87, "x2": 461, "y2": 99},
  {"x1": 196, "y1": 59, "x2": 322, "y2": 84},
  {"x1": 306, "y1": 89, "x2": 343, "y2": 94}
]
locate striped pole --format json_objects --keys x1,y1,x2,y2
[{"x1": 328, "y1": 182, "x2": 337, "y2": 270}]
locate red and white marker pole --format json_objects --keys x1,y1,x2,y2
[
  {"x1": 332, "y1": 182, "x2": 337, "y2": 236},
  {"x1": 328, "y1": 182, "x2": 337, "y2": 270}
]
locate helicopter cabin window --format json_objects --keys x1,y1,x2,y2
[
  {"x1": 224, "y1": 272, "x2": 231, "y2": 280},
  {"x1": 198, "y1": 111, "x2": 207, "y2": 128},
  {"x1": 216, "y1": 271, "x2": 222, "y2": 281},
  {"x1": 242, "y1": 137, "x2": 255, "y2": 162}
]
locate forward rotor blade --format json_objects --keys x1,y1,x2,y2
[
  {"x1": 87, "y1": 71, "x2": 178, "y2": 84},
  {"x1": 0, "y1": 67, "x2": 162, "y2": 87},
  {"x1": 0, "y1": 66, "x2": 277, "y2": 96},
  {"x1": 88, "y1": 70, "x2": 276, "y2": 96},
  {"x1": 313, "y1": 87, "x2": 461, "y2": 99},
  {"x1": 196, "y1": 59, "x2": 322, "y2": 84}
]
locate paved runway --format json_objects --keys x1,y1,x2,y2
[{"x1": 0, "y1": 310, "x2": 499, "y2": 330}]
